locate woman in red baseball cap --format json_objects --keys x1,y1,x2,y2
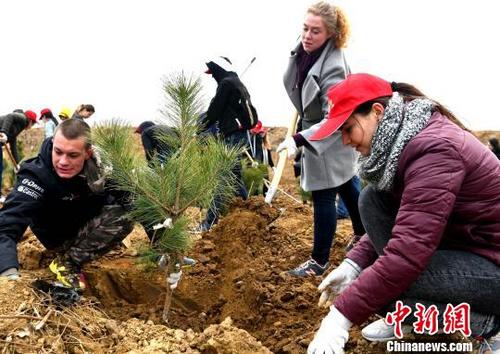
[
  {"x1": 280, "y1": 1, "x2": 365, "y2": 279},
  {"x1": 40, "y1": 108, "x2": 59, "y2": 138},
  {"x1": 307, "y1": 73, "x2": 500, "y2": 353}
]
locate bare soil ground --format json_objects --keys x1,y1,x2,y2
[{"x1": 0, "y1": 126, "x2": 496, "y2": 353}]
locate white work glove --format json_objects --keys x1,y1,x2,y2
[
  {"x1": 167, "y1": 270, "x2": 182, "y2": 290},
  {"x1": 0, "y1": 133, "x2": 8, "y2": 144},
  {"x1": 0, "y1": 267, "x2": 19, "y2": 280},
  {"x1": 276, "y1": 136, "x2": 298, "y2": 159},
  {"x1": 318, "y1": 259, "x2": 361, "y2": 308},
  {"x1": 308, "y1": 306, "x2": 352, "y2": 354}
]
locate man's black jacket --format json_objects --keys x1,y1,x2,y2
[
  {"x1": 0, "y1": 138, "x2": 114, "y2": 273},
  {"x1": 141, "y1": 125, "x2": 178, "y2": 164},
  {"x1": 203, "y1": 62, "x2": 252, "y2": 136}
]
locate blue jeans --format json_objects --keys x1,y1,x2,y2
[
  {"x1": 359, "y1": 185, "x2": 500, "y2": 337},
  {"x1": 337, "y1": 175, "x2": 361, "y2": 218},
  {"x1": 311, "y1": 176, "x2": 365, "y2": 265},
  {"x1": 203, "y1": 130, "x2": 248, "y2": 228}
]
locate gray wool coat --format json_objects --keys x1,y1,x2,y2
[{"x1": 283, "y1": 40, "x2": 357, "y2": 192}]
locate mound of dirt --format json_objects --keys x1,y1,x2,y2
[
  {"x1": 1, "y1": 197, "x2": 380, "y2": 353},
  {"x1": 0, "y1": 275, "x2": 271, "y2": 354}
]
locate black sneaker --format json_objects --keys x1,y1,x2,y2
[{"x1": 288, "y1": 259, "x2": 329, "y2": 277}]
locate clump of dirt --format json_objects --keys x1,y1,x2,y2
[
  {"x1": 0, "y1": 275, "x2": 271, "y2": 353},
  {"x1": 112, "y1": 317, "x2": 271, "y2": 354}
]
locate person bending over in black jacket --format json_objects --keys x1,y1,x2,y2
[
  {"x1": 135, "y1": 121, "x2": 178, "y2": 166},
  {"x1": 0, "y1": 110, "x2": 37, "y2": 202}
]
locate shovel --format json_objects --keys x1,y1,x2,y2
[{"x1": 4, "y1": 143, "x2": 19, "y2": 173}]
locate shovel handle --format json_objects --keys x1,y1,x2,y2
[{"x1": 3, "y1": 144, "x2": 19, "y2": 173}]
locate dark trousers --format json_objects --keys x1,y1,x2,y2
[
  {"x1": 0, "y1": 146, "x2": 3, "y2": 191},
  {"x1": 64, "y1": 205, "x2": 134, "y2": 265},
  {"x1": 337, "y1": 175, "x2": 361, "y2": 218},
  {"x1": 311, "y1": 177, "x2": 365, "y2": 265},
  {"x1": 203, "y1": 130, "x2": 248, "y2": 228},
  {"x1": 359, "y1": 185, "x2": 500, "y2": 337}
]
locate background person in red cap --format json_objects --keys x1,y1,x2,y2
[
  {"x1": 40, "y1": 108, "x2": 59, "y2": 138},
  {"x1": 248, "y1": 120, "x2": 274, "y2": 168},
  {"x1": 0, "y1": 109, "x2": 37, "y2": 202},
  {"x1": 306, "y1": 73, "x2": 500, "y2": 354},
  {"x1": 279, "y1": 1, "x2": 365, "y2": 277}
]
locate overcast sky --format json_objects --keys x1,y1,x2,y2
[{"x1": 1, "y1": 0, "x2": 499, "y2": 130}]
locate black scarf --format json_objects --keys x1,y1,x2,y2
[{"x1": 294, "y1": 41, "x2": 328, "y2": 90}]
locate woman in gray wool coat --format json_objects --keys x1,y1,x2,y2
[{"x1": 278, "y1": 1, "x2": 365, "y2": 277}]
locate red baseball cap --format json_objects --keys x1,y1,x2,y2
[
  {"x1": 310, "y1": 73, "x2": 392, "y2": 141},
  {"x1": 250, "y1": 120, "x2": 268, "y2": 134},
  {"x1": 40, "y1": 108, "x2": 51, "y2": 118},
  {"x1": 24, "y1": 110, "x2": 37, "y2": 123}
]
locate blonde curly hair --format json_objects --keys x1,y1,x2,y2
[{"x1": 307, "y1": 1, "x2": 350, "y2": 48}]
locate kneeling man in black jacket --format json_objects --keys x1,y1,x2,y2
[{"x1": 0, "y1": 119, "x2": 133, "y2": 291}]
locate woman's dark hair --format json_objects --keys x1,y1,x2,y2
[
  {"x1": 82, "y1": 104, "x2": 95, "y2": 113},
  {"x1": 41, "y1": 110, "x2": 59, "y2": 126},
  {"x1": 353, "y1": 82, "x2": 469, "y2": 131},
  {"x1": 76, "y1": 104, "x2": 95, "y2": 113}
]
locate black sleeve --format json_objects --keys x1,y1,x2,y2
[
  {"x1": 141, "y1": 132, "x2": 155, "y2": 162},
  {"x1": 0, "y1": 173, "x2": 46, "y2": 273},
  {"x1": 205, "y1": 80, "x2": 231, "y2": 127},
  {"x1": 267, "y1": 149, "x2": 275, "y2": 168},
  {"x1": 8, "y1": 138, "x2": 19, "y2": 163},
  {"x1": 0, "y1": 114, "x2": 14, "y2": 135},
  {"x1": 292, "y1": 133, "x2": 308, "y2": 148}
]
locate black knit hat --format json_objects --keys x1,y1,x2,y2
[{"x1": 135, "y1": 121, "x2": 155, "y2": 134}]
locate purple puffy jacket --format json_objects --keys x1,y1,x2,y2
[{"x1": 334, "y1": 112, "x2": 500, "y2": 325}]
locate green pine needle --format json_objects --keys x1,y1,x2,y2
[{"x1": 92, "y1": 72, "x2": 242, "y2": 258}]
